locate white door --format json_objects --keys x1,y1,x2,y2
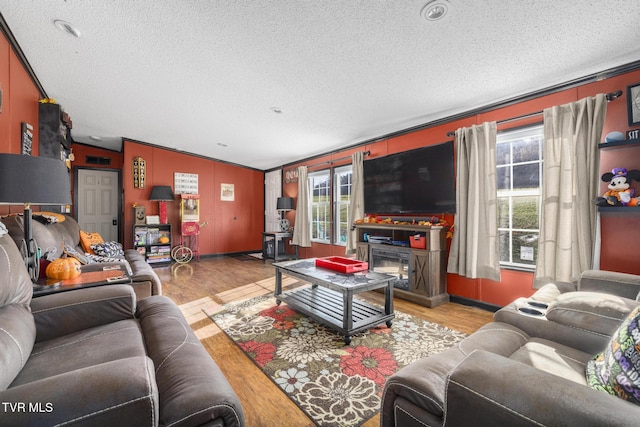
[
  {"x1": 264, "y1": 170, "x2": 281, "y2": 232},
  {"x1": 77, "y1": 169, "x2": 119, "y2": 241}
]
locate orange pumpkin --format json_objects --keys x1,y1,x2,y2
[
  {"x1": 46, "y1": 258, "x2": 82, "y2": 280},
  {"x1": 158, "y1": 236, "x2": 170, "y2": 244}
]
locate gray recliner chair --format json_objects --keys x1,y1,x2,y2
[
  {"x1": 381, "y1": 270, "x2": 640, "y2": 427},
  {"x1": 0, "y1": 230, "x2": 244, "y2": 426}
]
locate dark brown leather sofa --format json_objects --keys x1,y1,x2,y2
[
  {"x1": 0, "y1": 228, "x2": 245, "y2": 426},
  {"x1": 381, "y1": 270, "x2": 640, "y2": 427},
  {"x1": 1, "y1": 214, "x2": 161, "y2": 299}
]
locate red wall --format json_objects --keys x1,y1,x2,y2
[
  {"x1": 121, "y1": 140, "x2": 264, "y2": 255},
  {"x1": 284, "y1": 70, "x2": 640, "y2": 306}
]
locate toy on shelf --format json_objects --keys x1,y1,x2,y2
[{"x1": 594, "y1": 167, "x2": 640, "y2": 207}]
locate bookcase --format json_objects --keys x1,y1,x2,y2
[{"x1": 133, "y1": 224, "x2": 172, "y2": 265}]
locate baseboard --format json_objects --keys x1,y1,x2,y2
[{"x1": 449, "y1": 295, "x2": 501, "y2": 313}]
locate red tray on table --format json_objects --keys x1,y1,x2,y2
[{"x1": 315, "y1": 256, "x2": 369, "y2": 273}]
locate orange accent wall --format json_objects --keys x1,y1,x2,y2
[
  {"x1": 122, "y1": 140, "x2": 264, "y2": 255},
  {"x1": 0, "y1": 32, "x2": 42, "y2": 216},
  {"x1": 284, "y1": 69, "x2": 640, "y2": 306}
]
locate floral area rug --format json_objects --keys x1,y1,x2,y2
[{"x1": 206, "y1": 293, "x2": 467, "y2": 426}]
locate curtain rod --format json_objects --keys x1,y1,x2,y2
[
  {"x1": 445, "y1": 90, "x2": 622, "y2": 137},
  {"x1": 306, "y1": 150, "x2": 370, "y2": 169}
]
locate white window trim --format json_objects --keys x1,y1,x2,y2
[
  {"x1": 497, "y1": 124, "x2": 543, "y2": 270},
  {"x1": 308, "y1": 170, "x2": 331, "y2": 244},
  {"x1": 333, "y1": 165, "x2": 352, "y2": 246}
]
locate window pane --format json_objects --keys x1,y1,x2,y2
[
  {"x1": 496, "y1": 143, "x2": 510, "y2": 166},
  {"x1": 512, "y1": 163, "x2": 539, "y2": 189},
  {"x1": 497, "y1": 166, "x2": 511, "y2": 190},
  {"x1": 497, "y1": 198, "x2": 510, "y2": 228},
  {"x1": 512, "y1": 139, "x2": 540, "y2": 163},
  {"x1": 512, "y1": 196, "x2": 539, "y2": 229},
  {"x1": 499, "y1": 230, "x2": 511, "y2": 262},
  {"x1": 512, "y1": 231, "x2": 538, "y2": 266}
]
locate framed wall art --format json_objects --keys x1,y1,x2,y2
[
  {"x1": 221, "y1": 183, "x2": 234, "y2": 201},
  {"x1": 627, "y1": 82, "x2": 640, "y2": 126}
]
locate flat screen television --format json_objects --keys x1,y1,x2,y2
[{"x1": 363, "y1": 141, "x2": 456, "y2": 215}]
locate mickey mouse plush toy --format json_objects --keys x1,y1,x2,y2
[{"x1": 594, "y1": 167, "x2": 640, "y2": 207}]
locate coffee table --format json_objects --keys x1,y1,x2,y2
[{"x1": 273, "y1": 258, "x2": 395, "y2": 344}]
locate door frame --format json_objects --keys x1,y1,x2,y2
[{"x1": 73, "y1": 166, "x2": 123, "y2": 243}]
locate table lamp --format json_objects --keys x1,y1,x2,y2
[
  {"x1": 0, "y1": 154, "x2": 71, "y2": 281},
  {"x1": 276, "y1": 197, "x2": 294, "y2": 232},
  {"x1": 149, "y1": 185, "x2": 174, "y2": 224}
]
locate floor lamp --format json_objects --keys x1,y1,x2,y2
[
  {"x1": 149, "y1": 185, "x2": 175, "y2": 224},
  {"x1": 0, "y1": 154, "x2": 71, "y2": 281}
]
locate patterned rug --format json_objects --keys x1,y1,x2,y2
[{"x1": 206, "y1": 293, "x2": 466, "y2": 426}]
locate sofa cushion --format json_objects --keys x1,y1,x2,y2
[
  {"x1": 586, "y1": 305, "x2": 640, "y2": 404},
  {"x1": 10, "y1": 319, "x2": 146, "y2": 387},
  {"x1": 80, "y1": 230, "x2": 104, "y2": 254},
  {"x1": 91, "y1": 241, "x2": 125, "y2": 258}
]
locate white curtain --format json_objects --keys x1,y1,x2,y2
[
  {"x1": 292, "y1": 166, "x2": 311, "y2": 247},
  {"x1": 447, "y1": 122, "x2": 501, "y2": 281},
  {"x1": 346, "y1": 151, "x2": 365, "y2": 254},
  {"x1": 534, "y1": 94, "x2": 606, "y2": 287}
]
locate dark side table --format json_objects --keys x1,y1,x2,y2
[
  {"x1": 33, "y1": 263, "x2": 132, "y2": 297},
  {"x1": 262, "y1": 231, "x2": 298, "y2": 261}
]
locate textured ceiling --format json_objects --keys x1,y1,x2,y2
[{"x1": 2, "y1": 1, "x2": 640, "y2": 170}]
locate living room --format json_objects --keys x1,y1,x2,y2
[{"x1": 3, "y1": 3, "x2": 640, "y2": 426}]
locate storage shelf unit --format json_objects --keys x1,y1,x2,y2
[
  {"x1": 355, "y1": 223, "x2": 449, "y2": 308},
  {"x1": 134, "y1": 224, "x2": 172, "y2": 265}
]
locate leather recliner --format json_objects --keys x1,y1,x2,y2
[
  {"x1": 0, "y1": 229, "x2": 244, "y2": 426},
  {"x1": 381, "y1": 270, "x2": 640, "y2": 427}
]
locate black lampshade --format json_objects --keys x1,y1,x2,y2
[
  {"x1": 149, "y1": 185, "x2": 175, "y2": 201},
  {"x1": 0, "y1": 154, "x2": 71, "y2": 205},
  {"x1": 276, "y1": 197, "x2": 294, "y2": 211}
]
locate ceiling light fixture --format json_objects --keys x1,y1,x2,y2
[
  {"x1": 271, "y1": 107, "x2": 283, "y2": 114},
  {"x1": 421, "y1": 1, "x2": 449, "y2": 21},
  {"x1": 54, "y1": 19, "x2": 82, "y2": 38}
]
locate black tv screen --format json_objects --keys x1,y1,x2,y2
[{"x1": 363, "y1": 142, "x2": 456, "y2": 215}]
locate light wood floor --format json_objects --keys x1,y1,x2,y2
[{"x1": 156, "y1": 256, "x2": 494, "y2": 427}]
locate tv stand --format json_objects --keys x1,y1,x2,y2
[{"x1": 355, "y1": 223, "x2": 449, "y2": 308}]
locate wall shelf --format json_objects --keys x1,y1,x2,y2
[
  {"x1": 598, "y1": 206, "x2": 640, "y2": 214},
  {"x1": 598, "y1": 138, "x2": 640, "y2": 150}
]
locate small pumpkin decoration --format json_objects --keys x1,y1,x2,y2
[
  {"x1": 158, "y1": 236, "x2": 170, "y2": 244},
  {"x1": 46, "y1": 258, "x2": 82, "y2": 280}
]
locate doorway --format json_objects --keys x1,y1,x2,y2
[
  {"x1": 264, "y1": 169, "x2": 282, "y2": 232},
  {"x1": 75, "y1": 168, "x2": 121, "y2": 242}
]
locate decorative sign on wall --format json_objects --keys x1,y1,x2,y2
[
  {"x1": 221, "y1": 183, "x2": 235, "y2": 201},
  {"x1": 133, "y1": 156, "x2": 146, "y2": 188},
  {"x1": 174, "y1": 172, "x2": 199, "y2": 194},
  {"x1": 21, "y1": 122, "x2": 33, "y2": 155},
  {"x1": 284, "y1": 167, "x2": 298, "y2": 183}
]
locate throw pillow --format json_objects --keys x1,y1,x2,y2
[
  {"x1": 85, "y1": 253, "x2": 126, "y2": 264},
  {"x1": 63, "y1": 243, "x2": 89, "y2": 265},
  {"x1": 80, "y1": 230, "x2": 104, "y2": 254},
  {"x1": 91, "y1": 241, "x2": 125, "y2": 258},
  {"x1": 586, "y1": 305, "x2": 640, "y2": 404}
]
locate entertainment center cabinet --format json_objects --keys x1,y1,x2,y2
[{"x1": 354, "y1": 223, "x2": 449, "y2": 308}]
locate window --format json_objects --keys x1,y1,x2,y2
[
  {"x1": 334, "y1": 165, "x2": 353, "y2": 246},
  {"x1": 309, "y1": 170, "x2": 331, "y2": 243},
  {"x1": 497, "y1": 125, "x2": 543, "y2": 269}
]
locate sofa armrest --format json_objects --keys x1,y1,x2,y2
[
  {"x1": 30, "y1": 285, "x2": 136, "y2": 343},
  {"x1": 579, "y1": 269, "x2": 640, "y2": 300},
  {"x1": 125, "y1": 249, "x2": 163, "y2": 295},
  {"x1": 445, "y1": 350, "x2": 640, "y2": 426},
  {"x1": 0, "y1": 356, "x2": 158, "y2": 426},
  {"x1": 137, "y1": 296, "x2": 245, "y2": 427}
]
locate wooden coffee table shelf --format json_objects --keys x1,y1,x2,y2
[{"x1": 274, "y1": 258, "x2": 395, "y2": 344}]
